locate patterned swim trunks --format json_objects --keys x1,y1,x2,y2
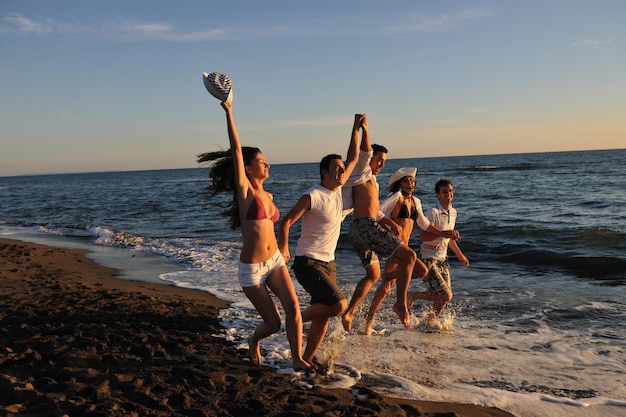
[
  {"x1": 422, "y1": 258, "x2": 452, "y2": 295},
  {"x1": 349, "y1": 217, "x2": 403, "y2": 267}
]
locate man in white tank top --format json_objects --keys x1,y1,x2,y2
[{"x1": 279, "y1": 114, "x2": 365, "y2": 368}]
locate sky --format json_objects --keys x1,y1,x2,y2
[{"x1": 1, "y1": 0, "x2": 624, "y2": 176}]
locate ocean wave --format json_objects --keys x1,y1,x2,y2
[
  {"x1": 87, "y1": 226, "x2": 241, "y2": 273},
  {"x1": 497, "y1": 249, "x2": 626, "y2": 283},
  {"x1": 457, "y1": 230, "x2": 625, "y2": 284},
  {"x1": 574, "y1": 227, "x2": 625, "y2": 242},
  {"x1": 458, "y1": 162, "x2": 540, "y2": 172}
]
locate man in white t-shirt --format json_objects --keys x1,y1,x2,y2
[{"x1": 279, "y1": 114, "x2": 364, "y2": 367}]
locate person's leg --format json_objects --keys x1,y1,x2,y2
[
  {"x1": 408, "y1": 290, "x2": 436, "y2": 308},
  {"x1": 366, "y1": 254, "x2": 429, "y2": 333},
  {"x1": 408, "y1": 291, "x2": 452, "y2": 325},
  {"x1": 431, "y1": 291, "x2": 453, "y2": 317},
  {"x1": 412, "y1": 257, "x2": 428, "y2": 279},
  {"x1": 342, "y1": 261, "x2": 380, "y2": 332},
  {"x1": 265, "y1": 265, "x2": 311, "y2": 371},
  {"x1": 293, "y1": 258, "x2": 346, "y2": 363},
  {"x1": 302, "y1": 300, "x2": 346, "y2": 323},
  {"x1": 302, "y1": 299, "x2": 347, "y2": 360},
  {"x1": 350, "y1": 219, "x2": 416, "y2": 330},
  {"x1": 344, "y1": 218, "x2": 382, "y2": 332},
  {"x1": 430, "y1": 264, "x2": 453, "y2": 318},
  {"x1": 408, "y1": 260, "x2": 452, "y2": 323},
  {"x1": 385, "y1": 257, "x2": 427, "y2": 282},
  {"x1": 242, "y1": 284, "x2": 282, "y2": 366},
  {"x1": 303, "y1": 318, "x2": 329, "y2": 364},
  {"x1": 389, "y1": 245, "x2": 417, "y2": 329},
  {"x1": 365, "y1": 277, "x2": 395, "y2": 335}
]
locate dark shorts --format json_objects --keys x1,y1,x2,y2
[
  {"x1": 349, "y1": 217, "x2": 403, "y2": 267},
  {"x1": 422, "y1": 258, "x2": 452, "y2": 295},
  {"x1": 292, "y1": 256, "x2": 345, "y2": 306}
]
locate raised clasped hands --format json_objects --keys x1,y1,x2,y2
[{"x1": 354, "y1": 113, "x2": 367, "y2": 130}]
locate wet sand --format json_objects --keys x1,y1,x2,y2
[{"x1": 0, "y1": 238, "x2": 514, "y2": 416}]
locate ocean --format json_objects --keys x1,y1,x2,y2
[{"x1": 1, "y1": 149, "x2": 624, "y2": 417}]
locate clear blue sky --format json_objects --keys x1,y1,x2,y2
[{"x1": 1, "y1": 0, "x2": 624, "y2": 176}]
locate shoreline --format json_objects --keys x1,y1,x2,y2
[{"x1": 0, "y1": 237, "x2": 514, "y2": 416}]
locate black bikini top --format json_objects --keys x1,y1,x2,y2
[{"x1": 397, "y1": 198, "x2": 418, "y2": 221}]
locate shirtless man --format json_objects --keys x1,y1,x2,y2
[{"x1": 341, "y1": 121, "x2": 418, "y2": 331}]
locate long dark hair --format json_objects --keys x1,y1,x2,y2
[{"x1": 197, "y1": 146, "x2": 261, "y2": 230}]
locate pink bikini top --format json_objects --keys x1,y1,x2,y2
[{"x1": 246, "y1": 192, "x2": 280, "y2": 223}]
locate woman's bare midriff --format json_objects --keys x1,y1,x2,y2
[{"x1": 240, "y1": 219, "x2": 279, "y2": 263}]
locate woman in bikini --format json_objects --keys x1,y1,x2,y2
[
  {"x1": 197, "y1": 102, "x2": 311, "y2": 371},
  {"x1": 364, "y1": 167, "x2": 447, "y2": 334}
]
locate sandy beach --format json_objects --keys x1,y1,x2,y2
[{"x1": 0, "y1": 238, "x2": 514, "y2": 417}]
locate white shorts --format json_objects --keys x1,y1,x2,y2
[{"x1": 238, "y1": 249, "x2": 286, "y2": 288}]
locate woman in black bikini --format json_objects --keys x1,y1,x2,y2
[
  {"x1": 197, "y1": 102, "x2": 311, "y2": 372},
  {"x1": 364, "y1": 167, "x2": 448, "y2": 334}
]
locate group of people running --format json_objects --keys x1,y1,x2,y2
[{"x1": 197, "y1": 101, "x2": 469, "y2": 372}]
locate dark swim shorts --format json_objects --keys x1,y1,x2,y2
[{"x1": 292, "y1": 256, "x2": 345, "y2": 306}]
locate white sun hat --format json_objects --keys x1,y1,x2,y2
[
  {"x1": 202, "y1": 72, "x2": 233, "y2": 104},
  {"x1": 388, "y1": 167, "x2": 417, "y2": 187}
]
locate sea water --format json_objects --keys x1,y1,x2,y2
[{"x1": 1, "y1": 149, "x2": 624, "y2": 417}]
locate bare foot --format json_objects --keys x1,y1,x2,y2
[
  {"x1": 364, "y1": 322, "x2": 374, "y2": 336},
  {"x1": 341, "y1": 312, "x2": 354, "y2": 332},
  {"x1": 392, "y1": 303, "x2": 412, "y2": 330},
  {"x1": 293, "y1": 358, "x2": 314, "y2": 374},
  {"x1": 248, "y1": 336, "x2": 262, "y2": 366}
]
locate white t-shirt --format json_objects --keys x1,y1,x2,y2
[
  {"x1": 420, "y1": 204, "x2": 457, "y2": 260},
  {"x1": 295, "y1": 184, "x2": 343, "y2": 262}
]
